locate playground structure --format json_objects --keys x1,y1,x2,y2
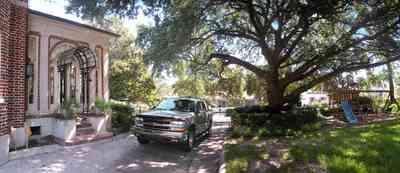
[{"x1": 327, "y1": 89, "x2": 391, "y2": 123}]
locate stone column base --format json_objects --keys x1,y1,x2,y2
[{"x1": 0, "y1": 134, "x2": 10, "y2": 165}]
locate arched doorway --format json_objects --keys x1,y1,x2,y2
[{"x1": 56, "y1": 47, "x2": 96, "y2": 112}]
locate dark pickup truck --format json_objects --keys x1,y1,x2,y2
[{"x1": 133, "y1": 97, "x2": 213, "y2": 151}]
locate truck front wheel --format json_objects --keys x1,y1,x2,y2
[
  {"x1": 183, "y1": 128, "x2": 196, "y2": 152},
  {"x1": 137, "y1": 136, "x2": 150, "y2": 144},
  {"x1": 206, "y1": 120, "x2": 213, "y2": 137}
]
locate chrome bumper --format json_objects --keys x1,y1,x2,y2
[{"x1": 133, "y1": 127, "x2": 187, "y2": 142}]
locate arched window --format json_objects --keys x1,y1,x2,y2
[
  {"x1": 26, "y1": 35, "x2": 39, "y2": 112},
  {"x1": 57, "y1": 47, "x2": 96, "y2": 112}
]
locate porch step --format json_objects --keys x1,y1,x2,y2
[
  {"x1": 76, "y1": 127, "x2": 96, "y2": 136},
  {"x1": 76, "y1": 122, "x2": 92, "y2": 128},
  {"x1": 61, "y1": 132, "x2": 113, "y2": 146}
]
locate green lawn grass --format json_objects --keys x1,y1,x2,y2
[
  {"x1": 225, "y1": 143, "x2": 269, "y2": 173},
  {"x1": 225, "y1": 120, "x2": 400, "y2": 173},
  {"x1": 290, "y1": 120, "x2": 400, "y2": 173}
]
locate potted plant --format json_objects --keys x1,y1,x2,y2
[
  {"x1": 94, "y1": 98, "x2": 112, "y2": 114},
  {"x1": 53, "y1": 99, "x2": 78, "y2": 142},
  {"x1": 87, "y1": 98, "x2": 113, "y2": 133}
]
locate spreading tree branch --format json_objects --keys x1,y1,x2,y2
[
  {"x1": 198, "y1": 53, "x2": 267, "y2": 78},
  {"x1": 285, "y1": 55, "x2": 400, "y2": 102}
]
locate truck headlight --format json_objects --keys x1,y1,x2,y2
[
  {"x1": 170, "y1": 121, "x2": 185, "y2": 128},
  {"x1": 135, "y1": 117, "x2": 143, "y2": 126}
]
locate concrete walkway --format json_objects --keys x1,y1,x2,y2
[{"x1": 0, "y1": 113, "x2": 230, "y2": 173}]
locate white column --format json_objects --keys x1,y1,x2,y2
[
  {"x1": 39, "y1": 34, "x2": 49, "y2": 113},
  {"x1": 89, "y1": 44, "x2": 97, "y2": 108},
  {"x1": 103, "y1": 48, "x2": 110, "y2": 101}
]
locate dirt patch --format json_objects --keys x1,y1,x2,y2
[{"x1": 324, "y1": 113, "x2": 397, "y2": 129}]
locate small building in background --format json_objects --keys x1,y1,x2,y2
[{"x1": 301, "y1": 91, "x2": 329, "y2": 106}]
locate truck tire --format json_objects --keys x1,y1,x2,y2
[
  {"x1": 137, "y1": 136, "x2": 150, "y2": 144},
  {"x1": 206, "y1": 120, "x2": 213, "y2": 137},
  {"x1": 183, "y1": 128, "x2": 196, "y2": 152}
]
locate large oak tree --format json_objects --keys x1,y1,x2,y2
[{"x1": 67, "y1": 0, "x2": 400, "y2": 111}]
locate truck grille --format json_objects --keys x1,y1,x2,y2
[
  {"x1": 141, "y1": 116, "x2": 175, "y2": 131},
  {"x1": 143, "y1": 116, "x2": 173, "y2": 124}
]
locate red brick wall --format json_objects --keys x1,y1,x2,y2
[
  {"x1": 0, "y1": 0, "x2": 28, "y2": 136},
  {"x1": 8, "y1": 0, "x2": 28, "y2": 128},
  {"x1": 0, "y1": 0, "x2": 12, "y2": 136}
]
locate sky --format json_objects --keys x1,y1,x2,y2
[{"x1": 30, "y1": 0, "x2": 151, "y2": 35}]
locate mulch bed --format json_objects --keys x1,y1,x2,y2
[{"x1": 324, "y1": 112, "x2": 397, "y2": 129}]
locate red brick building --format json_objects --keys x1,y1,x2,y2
[
  {"x1": 0, "y1": 0, "x2": 118, "y2": 164},
  {"x1": 0, "y1": 0, "x2": 28, "y2": 164}
]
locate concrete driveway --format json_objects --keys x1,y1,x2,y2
[{"x1": 0, "y1": 113, "x2": 230, "y2": 173}]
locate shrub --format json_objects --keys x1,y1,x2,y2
[
  {"x1": 352, "y1": 96, "x2": 374, "y2": 113},
  {"x1": 372, "y1": 98, "x2": 385, "y2": 112},
  {"x1": 256, "y1": 128, "x2": 269, "y2": 138},
  {"x1": 234, "y1": 105, "x2": 270, "y2": 113},
  {"x1": 301, "y1": 122, "x2": 322, "y2": 132},
  {"x1": 352, "y1": 96, "x2": 373, "y2": 106},
  {"x1": 226, "y1": 108, "x2": 237, "y2": 116},
  {"x1": 311, "y1": 103, "x2": 330, "y2": 116},
  {"x1": 231, "y1": 127, "x2": 242, "y2": 139},
  {"x1": 94, "y1": 98, "x2": 112, "y2": 112},
  {"x1": 242, "y1": 127, "x2": 253, "y2": 138},
  {"x1": 228, "y1": 105, "x2": 321, "y2": 138},
  {"x1": 269, "y1": 107, "x2": 320, "y2": 130},
  {"x1": 228, "y1": 108, "x2": 269, "y2": 128},
  {"x1": 111, "y1": 102, "x2": 135, "y2": 133},
  {"x1": 60, "y1": 99, "x2": 79, "y2": 119},
  {"x1": 389, "y1": 103, "x2": 400, "y2": 114}
]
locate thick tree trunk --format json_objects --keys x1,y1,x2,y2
[
  {"x1": 387, "y1": 62, "x2": 396, "y2": 104},
  {"x1": 266, "y1": 79, "x2": 285, "y2": 112}
]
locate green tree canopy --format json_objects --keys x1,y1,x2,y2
[
  {"x1": 108, "y1": 19, "x2": 157, "y2": 105},
  {"x1": 67, "y1": 0, "x2": 400, "y2": 110}
]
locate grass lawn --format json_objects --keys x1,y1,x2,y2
[{"x1": 224, "y1": 120, "x2": 400, "y2": 173}]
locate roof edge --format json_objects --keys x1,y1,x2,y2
[{"x1": 28, "y1": 9, "x2": 120, "y2": 37}]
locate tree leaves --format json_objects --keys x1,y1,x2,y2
[
  {"x1": 67, "y1": 0, "x2": 400, "y2": 109},
  {"x1": 108, "y1": 19, "x2": 158, "y2": 105}
]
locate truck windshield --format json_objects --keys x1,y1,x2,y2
[{"x1": 153, "y1": 98, "x2": 195, "y2": 112}]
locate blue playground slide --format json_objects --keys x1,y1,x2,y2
[{"x1": 341, "y1": 100, "x2": 358, "y2": 124}]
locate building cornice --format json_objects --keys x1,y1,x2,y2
[
  {"x1": 29, "y1": 9, "x2": 120, "y2": 37},
  {"x1": 12, "y1": 0, "x2": 28, "y2": 8}
]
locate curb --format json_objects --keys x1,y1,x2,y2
[
  {"x1": 187, "y1": 133, "x2": 222, "y2": 173},
  {"x1": 218, "y1": 146, "x2": 225, "y2": 173},
  {"x1": 188, "y1": 117, "x2": 230, "y2": 173},
  {"x1": 7, "y1": 133, "x2": 130, "y2": 162},
  {"x1": 8, "y1": 144, "x2": 62, "y2": 161}
]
